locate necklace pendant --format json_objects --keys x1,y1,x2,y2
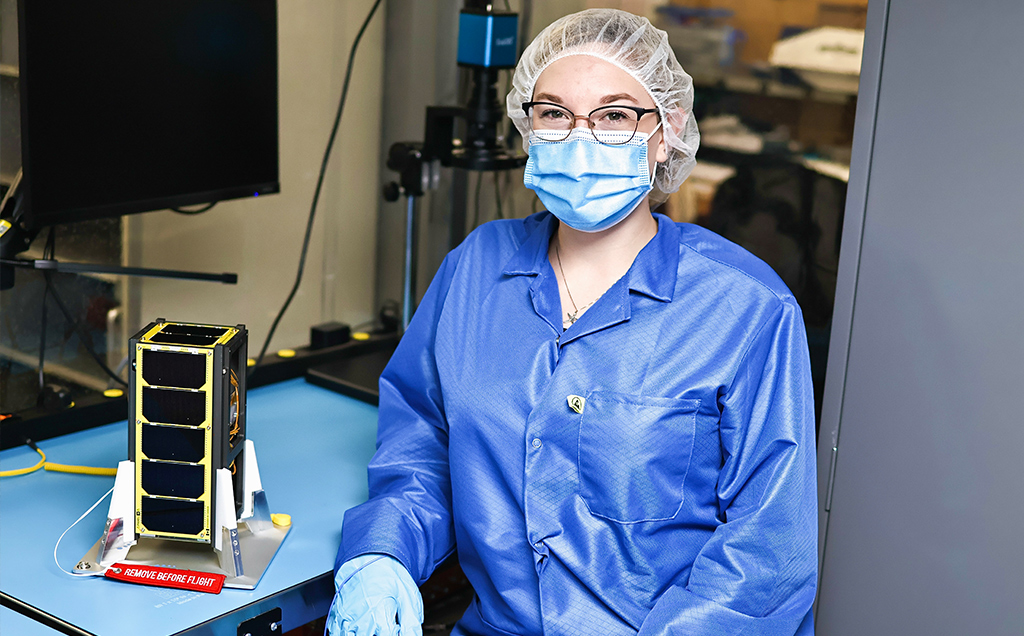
[{"x1": 566, "y1": 311, "x2": 578, "y2": 326}]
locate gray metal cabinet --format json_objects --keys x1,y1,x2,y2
[{"x1": 816, "y1": 0, "x2": 1024, "y2": 632}]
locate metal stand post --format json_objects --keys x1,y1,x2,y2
[{"x1": 402, "y1": 195, "x2": 418, "y2": 332}]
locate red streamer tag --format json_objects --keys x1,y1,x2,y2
[{"x1": 104, "y1": 563, "x2": 226, "y2": 594}]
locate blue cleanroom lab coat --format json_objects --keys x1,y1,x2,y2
[{"x1": 339, "y1": 212, "x2": 818, "y2": 635}]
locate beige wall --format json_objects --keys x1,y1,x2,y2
[{"x1": 128, "y1": 0, "x2": 385, "y2": 355}]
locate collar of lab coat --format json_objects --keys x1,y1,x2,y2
[{"x1": 501, "y1": 211, "x2": 680, "y2": 304}]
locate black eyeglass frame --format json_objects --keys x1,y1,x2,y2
[{"x1": 522, "y1": 101, "x2": 660, "y2": 145}]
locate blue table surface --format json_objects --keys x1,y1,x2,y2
[{"x1": 0, "y1": 379, "x2": 380, "y2": 636}]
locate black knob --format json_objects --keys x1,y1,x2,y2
[{"x1": 382, "y1": 182, "x2": 401, "y2": 202}]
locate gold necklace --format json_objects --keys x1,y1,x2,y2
[{"x1": 554, "y1": 238, "x2": 597, "y2": 327}]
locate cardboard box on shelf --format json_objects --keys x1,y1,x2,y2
[
  {"x1": 818, "y1": 2, "x2": 868, "y2": 29},
  {"x1": 667, "y1": 0, "x2": 867, "y2": 63}
]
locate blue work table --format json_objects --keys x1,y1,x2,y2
[{"x1": 0, "y1": 379, "x2": 379, "y2": 635}]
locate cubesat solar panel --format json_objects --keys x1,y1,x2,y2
[{"x1": 128, "y1": 320, "x2": 248, "y2": 544}]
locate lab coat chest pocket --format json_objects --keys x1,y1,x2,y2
[{"x1": 577, "y1": 391, "x2": 699, "y2": 524}]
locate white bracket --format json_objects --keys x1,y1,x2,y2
[
  {"x1": 94, "y1": 460, "x2": 136, "y2": 569},
  {"x1": 238, "y1": 440, "x2": 272, "y2": 534},
  {"x1": 214, "y1": 468, "x2": 244, "y2": 577},
  {"x1": 214, "y1": 441, "x2": 275, "y2": 577},
  {"x1": 78, "y1": 442, "x2": 287, "y2": 588}
]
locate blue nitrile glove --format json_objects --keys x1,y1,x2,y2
[{"x1": 326, "y1": 554, "x2": 423, "y2": 636}]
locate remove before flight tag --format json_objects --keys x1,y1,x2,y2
[{"x1": 104, "y1": 563, "x2": 226, "y2": 594}]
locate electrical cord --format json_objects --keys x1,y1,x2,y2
[
  {"x1": 0, "y1": 167, "x2": 22, "y2": 213},
  {"x1": 351, "y1": 319, "x2": 377, "y2": 332},
  {"x1": 54, "y1": 485, "x2": 114, "y2": 576},
  {"x1": 45, "y1": 463, "x2": 117, "y2": 476},
  {"x1": 109, "y1": 355, "x2": 131, "y2": 390},
  {"x1": 351, "y1": 299, "x2": 400, "y2": 335},
  {"x1": 32, "y1": 230, "x2": 128, "y2": 388},
  {"x1": 0, "y1": 439, "x2": 116, "y2": 478},
  {"x1": 43, "y1": 274, "x2": 129, "y2": 388},
  {"x1": 0, "y1": 441, "x2": 46, "y2": 477},
  {"x1": 253, "y1": 0, "x2": 384, "y2": 370},
  {"x1": 37, "y1": 293, "x2": 48, "y2": 393}
]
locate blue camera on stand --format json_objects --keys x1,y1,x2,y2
[{"x1": 457, "y1": 9, "x2": 518, "y2": 69}]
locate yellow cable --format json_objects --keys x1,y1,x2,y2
[
  {"x1": 0, "y1": 442, "x2": 116, "y2": 478},
  {"x1": 43, "y1": 463, "x2": 117, "y2": 476},
  {"x1": 0, "y1": 446, "x2": 46, "y2": 477}
]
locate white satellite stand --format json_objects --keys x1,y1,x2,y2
[{"x1": 74, "y1": 441, "x2": 290, "y2": 589}]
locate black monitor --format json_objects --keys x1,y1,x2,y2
[{"x1": 17, "y1": 0, "x2": 279, "y2": 229}]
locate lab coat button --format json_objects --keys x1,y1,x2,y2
[{"x1": 531, "y1": 438, "x2": 542, "y2": 449}]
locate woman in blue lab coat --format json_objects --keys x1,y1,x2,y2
[{"x1": 328, "y1": 9, "x2": 818, "y2": 636}]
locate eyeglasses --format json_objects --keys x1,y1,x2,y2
[{"x1": 522, "y1": 101, "x2": 659, "y2": 145}]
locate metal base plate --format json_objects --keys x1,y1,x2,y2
[{"x1": 75, "y1": 522, "x2": 290, "y2": 589}]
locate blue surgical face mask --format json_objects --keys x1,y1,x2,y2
[{"x1": 523, "y1": 122, "x2": 661, "y2": 233}]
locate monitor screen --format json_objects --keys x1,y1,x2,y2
[{"x1": 18, "y1": 0, "x2": 279, "y2": 229}]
